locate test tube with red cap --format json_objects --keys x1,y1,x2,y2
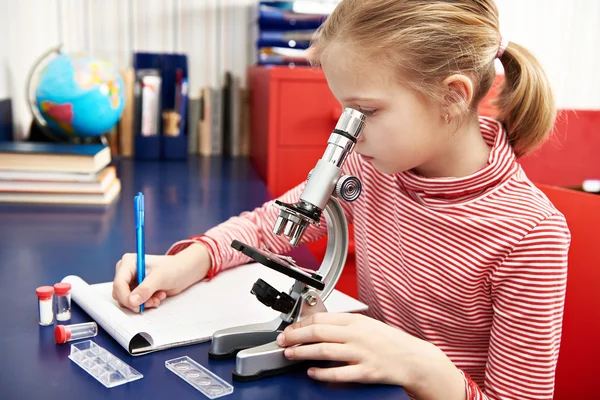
[
  {"x1": 54, "y1": 282, "x2": 72, "y2": 321},
  {"x1": 36, "y1": 286, "x2": 55, "y2": 326},
  {"x1": 55, "y1": 322, "x2": 98, "y2": 344}
]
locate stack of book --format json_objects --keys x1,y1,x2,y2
[
  {"x1": 255, "y1": 1, "x2": 338, "y2": 66},
  {"x1": 0, "y1": 142, "x2": 121, "y2": 205}
]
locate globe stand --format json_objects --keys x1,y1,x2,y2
[
  {"x1": 26, "y1": 45, "x2": 63, "y2": 143},
  {"x1": 27, "y1": 119, "x2": 106, "y2": 146}
]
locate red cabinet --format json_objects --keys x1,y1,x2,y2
[{"x1": 248, "y1": 66, "x2": 342, "y2": 197}]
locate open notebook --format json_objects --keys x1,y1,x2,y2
[{"x1": 62, "y1": 263, "x2": 368, "y2": 356}]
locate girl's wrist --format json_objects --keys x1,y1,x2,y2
[
  {"x1": 175, "y1": 242, "x2": 212, "y2": 283},
  {"x1": 406, "y1": 341, "x2": 466, "y2": 400}
]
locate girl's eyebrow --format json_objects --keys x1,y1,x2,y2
[{"x1": 341, "y1": 96, "x2": 382, "y2": 103}]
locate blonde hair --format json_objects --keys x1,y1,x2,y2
[{"x1": 308, "y1": 0, "x2": 556, "y2": 158}]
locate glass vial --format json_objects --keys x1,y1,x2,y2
[
  {"x1": 55, "y1": 322, "x2": 98, "y2": 344},
  {"x1": 54, "y1": 282, "x2": 72, "y2": 321},
  {"x1": 36, "y1": 286, "x2": 55, "y2": 326}
]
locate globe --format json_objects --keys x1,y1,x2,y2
[{"x1": 28, "y1": 50, "x2": 125, "y2": 141}]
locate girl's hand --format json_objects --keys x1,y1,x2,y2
[
  {"x1": 112, "y1": 243, "x2": 211, "y2": 312},
  {"x1": 276, "y1": 312, "x2": 465, "y2": 399}
]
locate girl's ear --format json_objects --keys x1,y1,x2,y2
[{"x1": 442, "y1": 74, "x2": 473, "y2": 119}]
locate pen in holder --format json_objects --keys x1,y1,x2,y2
[
  {"x1": 208, "y1": 108, "x2": 366, "y2": 381},
  {"x1": 134, "y1": 192, "x2": 146, "y2": 313}
]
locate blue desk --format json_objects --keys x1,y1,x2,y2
[{"x1": 0, "y1": 157, "x2": 408, "y2": 400}]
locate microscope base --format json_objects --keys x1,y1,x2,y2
[
  {"x1": 232, "y1": 341, "x2": 306, "y2": 382},
  {"x1": 232, "y1": 362, "x2": 308, "y2": 382},
  {"x1": 208, "y1": 318, "x2": 287, "y2": 360}
]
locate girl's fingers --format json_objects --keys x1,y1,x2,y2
[
  {"x1": 278, "y1": 324, "x2": 351, "y2": 346},
  {"x1": 143, "y1": 296, "x2": 162, "y2": 309},
  {"x1": 307, "y1": 365, "x2": 368, "y2": 383},
  {"x1": 287, "y1": 312, "x2": 357, "y2": 331},
  {"x1": 156, "y1": 290, "x2": 167, "y2": 300},
  {"x1": 284, "y1": 342, "x2": 360, "y2": 363}
]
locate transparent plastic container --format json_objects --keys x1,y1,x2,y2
[
  {"x1": 55, "y1": 322, "x2": 98, "y2": 344},
  {"x1": 36, "y1": 286, "x2": 55, "y2": 326},
  {"x1": 68, "y1": 340, "x2": 143, "y2": 388},
  {"x1": 165, "y1": 356, "x2": 234, "y2": 398},
  {"x1": 54, "y1": 282, "x2": 72, "y2": 321}
]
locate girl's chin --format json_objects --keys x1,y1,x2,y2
[{"x1": 361, "y1": 155, "x2": 402, "y2": 174}]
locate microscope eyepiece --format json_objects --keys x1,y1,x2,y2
[{"x1": 333, "y1": 108, "x2": 366, "y2": 141}]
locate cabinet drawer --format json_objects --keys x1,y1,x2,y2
[{"x1": 277, "y1": 80, "x2": 341, "y2": 147}]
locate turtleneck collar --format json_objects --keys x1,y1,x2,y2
[{"x1": 397, "y1": 117, "x2": 518, "y2": 206}]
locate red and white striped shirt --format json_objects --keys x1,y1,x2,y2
[{"x1": 169, "y1": 117, "x2": 570, "y2": 400}]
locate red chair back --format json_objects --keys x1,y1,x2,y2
[{"x1": 537, "y1": 184, "x2": 600, "y2": 400}]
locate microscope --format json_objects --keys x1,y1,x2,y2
[{"x1": 208, "y1": 108, "x2": 366, "y2": 381}]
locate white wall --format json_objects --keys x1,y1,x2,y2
[
  {"x1": 55, "y1": 0, "x2": 254, "y2": 92},
  {"x1": 497, "y1": 0, "x2": 600, "y2": 110},
  {"x1": 6, "y1": 0, "x2": 60, "y2": 139},
  {"x1": 2, "y1": 0, "x2": 599, "y2": 139},
  {"x1": 0, "y1": 0, "x2": 10, "y2": 100}
]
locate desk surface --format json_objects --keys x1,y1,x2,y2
[{"x1": 0, "y1": 157, "x2": 407, "y2": 400}]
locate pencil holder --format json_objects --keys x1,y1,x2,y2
[
  {"x1": 133, "y1": 52, "x2": 189, "y2": 160},
  {"x1": 134, "y1": 135, "x2": 161, "y2": 160}
]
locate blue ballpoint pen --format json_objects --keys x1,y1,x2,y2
[{"x1": 134, "y1": 192, "x2": 146, "y2": 313}]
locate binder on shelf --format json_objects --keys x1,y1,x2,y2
[
  {"x1": 118, "y1": 68, "x2": 135, "y2": 157},
  {"x1": 254, "y1": 2, "x2": 335, "y2": 66},
  {"x1": 222, "y1": 72, "x2": 242, "y2": 156},
  {"x1": 132, "y1": 52, "x2": 189, "y2": 160},
  {"x1": 257, "y1": 30, "x2": 313, "y2": 49},
  {"x1": 258, "y1": 47, "x2": 310, "y2": 66},
  {"x1": 258, "y1": 4, "x2": 328, "y2": 30}
]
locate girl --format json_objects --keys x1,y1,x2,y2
[{"x1": 113, "y1": 1, "x2": 570, "y2": 399}]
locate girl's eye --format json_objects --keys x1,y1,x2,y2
[{"x1": 358, "y1": 107, "x2": 376, "y2": 116}]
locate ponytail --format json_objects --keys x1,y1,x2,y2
[{"x1": 495, "y1": 42, "x2": 556, "y2": 158}]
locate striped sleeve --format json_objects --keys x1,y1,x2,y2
[
  {"x1": 463, "y1": 213, "x2": 570, "y2": 400},
  {"x1": 167, "y1": 153, "x2": 361, "y2": 277}
]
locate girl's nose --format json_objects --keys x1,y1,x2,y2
[{"x1": 357, "y1": 130, "x2": 366, "y2": 142}]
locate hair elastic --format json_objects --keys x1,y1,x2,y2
[{"x1": 496, "y1": 37, "x2": 509, "y2": 59}]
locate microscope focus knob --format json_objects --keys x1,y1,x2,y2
[
  {"x1": 336, "y1": 175, "x2": 362, "y2": 202},
  {"x1": 251, "y1": 279, "x2": 295, "y2": 314}
]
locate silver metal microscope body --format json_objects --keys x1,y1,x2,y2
[{"x1": 209, "y1": 108, "x2": 366, "y2": 381}]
